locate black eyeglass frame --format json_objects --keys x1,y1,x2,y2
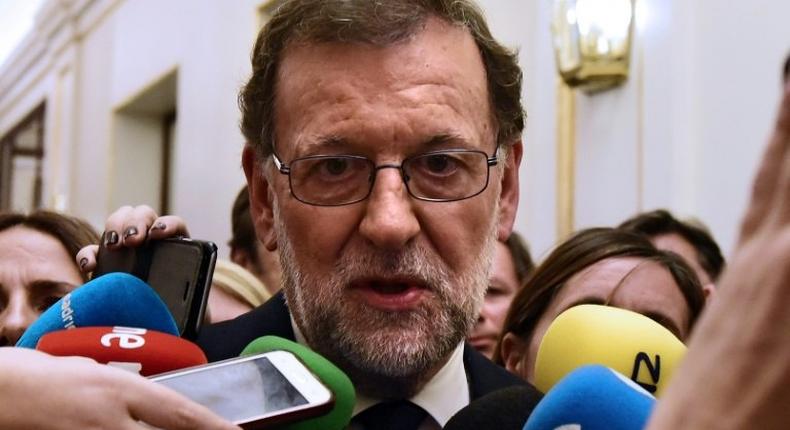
[{"x1": 271, "y1": 147, "x2": 500, "y2": 207}]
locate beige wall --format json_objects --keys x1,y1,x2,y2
[
  {"x1": 0, "y1": 0, "x2": 262, "y2": 254},
  {"x1": 484, "y1": 0, "x2": 790, "y2": 258}
]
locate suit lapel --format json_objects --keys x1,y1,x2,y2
[
  {"x1": 463, "y1": 343, "x2": 527, "y2": 400},
  {"x1": 197, "y1": 291, "x2": 295, "y2": 361}
]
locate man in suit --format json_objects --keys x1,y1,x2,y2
[
  {"x1": 87, "y1": 0, "x2": 540, "y2": 427},
  {"x1": 201, "y1": 0, "x2": 538, "y2": 426}
]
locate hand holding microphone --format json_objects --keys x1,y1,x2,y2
[
  {"x1": 150, "y1": 336, "x2": 356, "y2": 430},
  {"x1": 4, "y1": 267, "x2": 237, "y2": 429},
  {"x1": 0, "y1": 347, "x2": 238, "y2": 430}
]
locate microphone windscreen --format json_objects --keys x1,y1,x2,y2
[
  {"x1": 17, "y1": 272, "x2": 178, "y2": 348},
  {"x1": 36, "y1": 326, "x2": 207, "y2": 376},
  {"x1": 444, "y1": 385, "x2": 543, "y2": 430},
  {"x1": 241, "y1": 336, "x2": 355, "y2": 430},
  {"x1": 534, "y1": 304, "x2": 686, "y2": 397},
  {"x1": 523, "y1": 365, "x2": 655, "y2": 430}
]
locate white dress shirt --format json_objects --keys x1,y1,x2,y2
[{"x1": 291, "y1": 318, "x2": 470, "y2": 429}]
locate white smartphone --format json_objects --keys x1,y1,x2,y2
[{"x1": 151, "y1": 351, "x2": 333, "y2": 429}]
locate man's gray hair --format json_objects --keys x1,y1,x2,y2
[{"x1": 239, "y1": 0, "x2": 525, "y2": 158}]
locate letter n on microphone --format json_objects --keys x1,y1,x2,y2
[{"x1": 631, "y1": 352, "x2": 660, "y2": 394}]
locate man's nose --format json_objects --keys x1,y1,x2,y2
[
  {"x1": 359, "y1": 167, "x2": 420, "y2": 250},
  {"x1": 0, "y1": 297, "x2": 37, "y2": 345}
]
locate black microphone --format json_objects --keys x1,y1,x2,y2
[{"x1": 443, "y1": 385, "x2": 543, "y2": 430}]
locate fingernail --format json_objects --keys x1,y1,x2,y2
[
  {"x1": 104, "y1": 230, "x2": 119, "y2": 246},
  {"x1": 123, "y1": 226, "x2": 138, "y2": 240},
  {"x1": 150, "y1": 222, "x2": 167, "y2": 231},
  {"x1": 79, "y1": 258, "x2": 88, "y2": 270}
]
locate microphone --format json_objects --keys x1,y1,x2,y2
[
  {"x1": 443, "y1": 386, "x2": 543, "y2": 430},
  {"x1": 534, "y1": 304, "x2": 686, "y2": 397},
  {"x1": 523, "y1": 365, "x2": 655, "y2": 430},
  {"x1": 16, "y1": 272, "x2": 179, "y2": 348},
  {"x1": 36, "y1": 326, "x2": 207, "y2": 376},
  {"x1": 240, "y1": 336, "x2": 356, "y2": 430}
]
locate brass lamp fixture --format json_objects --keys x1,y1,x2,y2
[{"x1": 551, "y1": 0, "x2": 635, "y2": 93}]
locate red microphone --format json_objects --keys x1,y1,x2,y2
[{"x1": 36, "y1": 326, "x2": 207, "y2": 376}]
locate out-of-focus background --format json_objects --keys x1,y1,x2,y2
[{"x1": 1, "y1": 0, "x2": 788, "y2": 259}]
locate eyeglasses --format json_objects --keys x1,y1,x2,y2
[{"x1": 272, "y1": 148, "x2": 499, "y2": 206}]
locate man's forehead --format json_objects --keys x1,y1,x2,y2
[
  {"x1": 272, "y1": 17, "x2": 493, "y2": 156},
  {"x1": 276, "y1": 17, "x2": 485, "y2": 92}
]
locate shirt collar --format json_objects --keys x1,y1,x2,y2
[{"x1": 290, "y1": 317, "x2": 470, "y2": 427}]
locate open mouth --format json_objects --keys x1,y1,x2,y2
[
  {"x1": 350, "y1": 278, "x2": 428, "y2": 311},
  {"x1": 368, "y1": 280, "x2": 414, "y2": 294}
]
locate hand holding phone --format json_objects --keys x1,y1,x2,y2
[
  {"x1": 151, "y1": 351, "x2": 334, "y2": 429},
  {"x1": 93, "y1": 238, "x2": 217, "y2": 339}
]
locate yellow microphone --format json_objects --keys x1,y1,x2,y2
[{"x1": 533, "y1": 304, "x2": 686, "y2": 397}]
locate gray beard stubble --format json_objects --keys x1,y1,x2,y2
[{"x1": 274, "y1": 202, "x2": 497, "y2": 398}]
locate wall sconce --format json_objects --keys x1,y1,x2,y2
[{"x1": 551, "y1": 0, "x2": 635, "y2": 93}]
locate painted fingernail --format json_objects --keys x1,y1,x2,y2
[
  {"x1": 151, "y1": 222, "x2": 167, "y2": 231},
  {"x1": 104, "y1": 231, "x2": 119, "y2": 246},
  {"x1": 123, "y1": 226, "x2": 138, "y2": 240},
  {"x1": 79, "y1": 258, "x2": 88, "y2": 270}
]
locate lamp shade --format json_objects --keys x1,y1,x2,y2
[{"x1": 551, "y1": 0, "x2": 635, "y2": 92}]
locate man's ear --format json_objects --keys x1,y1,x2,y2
[
  {"x1": 242, "y1": 145, "x2": 278, "y2": 251},
  {"x1": 500, "y1": 332, "x2": 528, "y2": 378},
  {"x1": 703, "y1": 283, "x2": 717, "y2": 303},
  {"x1": 497, "y1": 140, "x2": 523, "y2": 241}
]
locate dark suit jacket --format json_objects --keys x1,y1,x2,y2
[{"x1": 197, "y1": 291, "x2": 540, "y2": 402}]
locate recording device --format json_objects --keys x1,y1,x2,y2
[
  {"x1": 94, "y1": 237, "x2": 217, "y2": 339},
  {"x1": 523, "y1": 365, "x2": 655, "y2": 430},
  {"x1": 151, "y1": 350, "x2": 334, "y2": 429},
  {"x1": 240, "y1": 336, "x2": 356, "y2": 430},
  {"x1": 534, "y1": 304, "x2": 687, "y2": 396},
  {"x1": 36, "y1": 326, "x2": 207, "y2": 376},
  {"x1": 443, "y1": 385, "x2": 543, "y2": 430},
  {"x1": 16, "y1": 273, "x2": 179, "y2": 348}
]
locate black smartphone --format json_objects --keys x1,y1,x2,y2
[
  {"x1": 151, "y1": 351, "x2": 334, "y2": 429},
  {"x1": 93, "y1": 237, "x2": 217, "y2": 339}
]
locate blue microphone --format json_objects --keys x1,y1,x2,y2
[
  {"x1": 16, "y1": 272, "x2": 178, "y2": 348},
  {"x1": 523, "y1": 365, "x2": 655, "y2": 430}
]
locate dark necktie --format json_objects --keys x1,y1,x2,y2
[{"x1": 352, "y1": 400, "x2": 429, "y2": 430}]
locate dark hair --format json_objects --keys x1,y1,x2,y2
[
  {"x1": 784, "y1": 52, "x2": 789, "y2": 82},
  {"x1": 505, "y1": 231, "x2": 534, "y2": 284},
  {"x1": 493, "y1": 228, "x2": 705, "y2": 365},
  {"x1": 618, "y1": 209, "x2": 725, "y2": 282},
  {"x1": 228, "y1": 186, "x2": 259, "y2": 267},
  {"x1": 239, "y1": 0, "x2": 524, "y2": 159},
  {"x1": 0, "y1": 210, "x2": 100, "y2": 282}
]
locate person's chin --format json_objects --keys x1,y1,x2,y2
[{"x1": 468, "y1": 336, "x2": 495, "y2": 358}]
